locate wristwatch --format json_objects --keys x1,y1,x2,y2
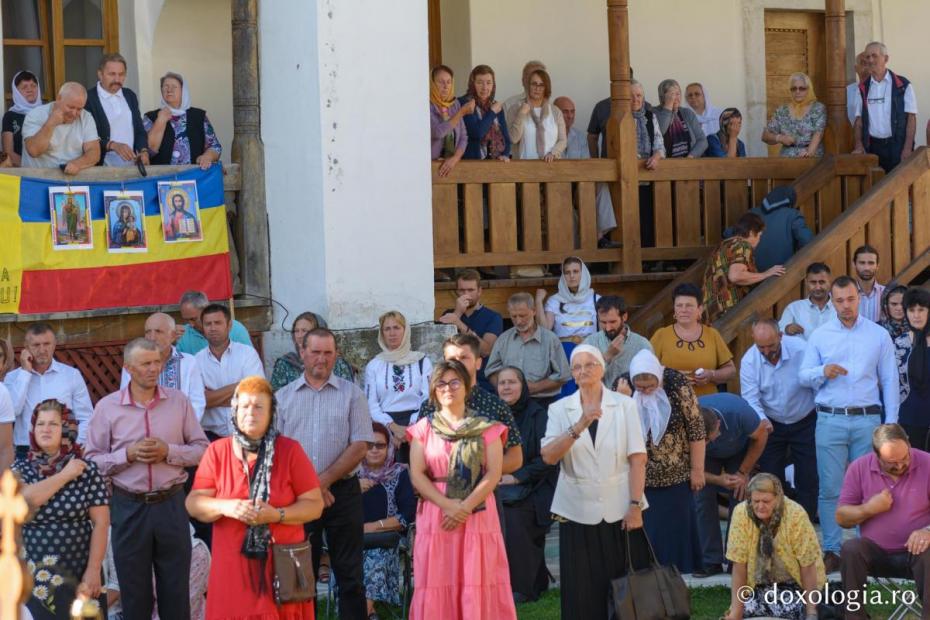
[
  {"x1": 629, "y1": 499, "x2": 643, "y2": 507},
  {"x1": 277, "y1": 508, "x2": 286, "y2": 523}
]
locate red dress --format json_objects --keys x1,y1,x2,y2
[
  {"x1": 406, "y1": 418, "x2": 517, "y2": 620},
  {"x1": 193, "y1": 436, "x2": 320, "y2": 620}
]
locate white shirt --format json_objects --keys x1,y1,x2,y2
[
  {"x1": 120, "y1": 347, "x2": 206, "y2": 421},
  {"x1": 853, "y1": 72, "x2": 918, "y2": 138},
  {"x1": 195, "y1": 341, "x2": 265, "y2": 436},
  {"x1": 778, "y1": 297, "x2": 837, "y2": 340},
  {"x1": 545, "y1": 293, "x2": 599, "y2": 339},
  {"x1": 519, "y1": 107, "x2": 558, "y2": 159},
  {"x1": 0, "y1": 383, "x2": 14, "y2": 425},
  {"x1": 363, "y1": 357, "x2": 433, "y2": 426},
  {"x1": 542, "y1": 389, "x2": 648, "y2": 524},
  {"x1": 689, "y1": 104, "x2": 721, "y2": 138},
  {"x1": 3, "y1": 360, "x2": 94, "y2": 445},
  {"x1": 798, "y1": 315, "x2": 900, "y2": 423},
  {"x1": 740, "y1": 335, "x2": 815, "y2": 425},
  {"x1": 96, "y1": 84, "x2": 135, "y2": 167},
  {"x1": 20, "y1": 104, "x2": 98, "y2": 168},
  {"x1": 858, "y1": 282, "x2": 886, "y2": 323},
  {"x1": 847, "y1": 81, "x2": 860, "y2": 127}
]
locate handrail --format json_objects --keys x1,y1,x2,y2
[
  {"x1": 0, "y1": 163, "x2": 242, "y2": 192},
  {"x1": 715, "y1": 148, "x2": 930, "y2": 341}
]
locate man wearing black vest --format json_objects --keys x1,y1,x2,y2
[
  {"x1": 84, "y1": 53, "x2": 149, "y2": 167},
  {"x1": 852, "y1": 41, "x2": 917, "y2": 173}
]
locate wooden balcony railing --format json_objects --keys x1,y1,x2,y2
[
  {"x1": 716, "y1": 148, "x2": 930, "y2": 366},
  {"x1": 628, "y1": 154, "x2": 882, "y2": 336},
  {"x1": 431, "y1": 155, "x2": 879, "y2": 276}
]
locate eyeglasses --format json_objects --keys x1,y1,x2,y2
[
  {"x1": 789, "y1": 86, "x2": 808, "y2": 92},
  {"x1": 529, "y1": 82, "x2": 545, "y2": 88},
  {"x1": 435, "y1": 379, "x2": 463, "y2": 391},
  {"x1": 367, "y1": 442, "x2": 388, "y2": 450},
  {"x1": 571, "y1": 362, "x2": 600, "y2": 373}
]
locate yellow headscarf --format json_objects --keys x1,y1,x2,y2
[
  {"x1": 788, "y1": 73, "x2": 817, "y2": 119},
  {"x1": 430, "y1": 67, "x2": 456, "y2": 113}
]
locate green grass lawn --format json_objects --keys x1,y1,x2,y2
[{"x1": 319, "y1": 584, "x2": 918, "y2": 619}]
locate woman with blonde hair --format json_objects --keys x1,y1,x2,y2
[
  {"x1": 364, "y1": 311, "x2": 432, "y2": 462},
  {"x1": 762, "y1": 73, "x2": 827, "y2": 158},
  {"x1": 724, "y1": 473, "x2": 825, "y2": 620}
]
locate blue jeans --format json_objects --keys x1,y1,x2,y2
[{"x1": 816, "y1": 411, "x2": 880, "y2": 553}]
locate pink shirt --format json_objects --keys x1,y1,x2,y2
[
  {"x1": 839, "y1": 449, "x2": 930, "y2": 552},
  {"x1": 85, "y1": 385, "x2": 209, "y2": 493}
]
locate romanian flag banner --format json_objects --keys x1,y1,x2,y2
[{"x1": 0, "y1": 165, "x2": 231, "y2": 315}]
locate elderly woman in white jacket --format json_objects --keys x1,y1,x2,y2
[{"x1": 541, "y1": 344, "x2": 651, "y2": 620}]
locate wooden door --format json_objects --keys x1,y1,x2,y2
[{"x1": 764, "y1": 11, "x2": 826, "y2": 156}]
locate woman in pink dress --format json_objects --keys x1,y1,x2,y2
[{"x1": 406, "y1": 360, "x2": 516, "y2": 620}]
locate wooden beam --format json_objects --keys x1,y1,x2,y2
[
  {"x1": 606, "y1": 0, "x2": 640, "y2": 273},
  {"x1": 231, "y1": 0, "x2": 270, "y2": 298},
  {"x1": 432, "y1": 159, "x2": 617, "y2": 184},
  {"x1": 887, "y1": 248, "x2": 930, "y2": 288},
  {"x1": 824, "y1": 0, "x2": 851, "y2": 153},
  {"x1": 427, "y1": 0, "x2": 442, "y2": 69}
]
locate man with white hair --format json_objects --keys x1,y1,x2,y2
[
  {"x1": 120, "y1": 312, "x2": 205, "y2": 421},
  {"x1": 852, "y1": 41, "x2": 917, "y2": 172},
  {"x1": 21, "y1": 81, "x2": 100, "y2": 172}
]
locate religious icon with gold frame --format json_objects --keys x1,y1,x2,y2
[
  {"x1": 158, "y1": 180, "x2": 203, "y2": 243},
  {"x1": 49, "y1": 186, "x2": 93, "y2": 250}
]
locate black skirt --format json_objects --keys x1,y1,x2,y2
[
  {"x1": 503, "y1": 495, "x2": 552, "y2": 601},
  {"x1": 558, "y1": 519, "x2": 651, "y2": 619},
  {"x1": 644, "y1": 481, "x2": 703, "y2": 574}
]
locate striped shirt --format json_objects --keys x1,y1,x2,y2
[{"x1": 276, "y1": 373, "x2": 374, "y2": 474}]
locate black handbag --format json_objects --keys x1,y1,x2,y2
[{"x1": 608, "y1": 529, "x2": 691, "y2": 620}]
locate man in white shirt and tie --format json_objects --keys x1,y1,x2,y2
[
  {"x1": 194, "y1": 304, "x2": 264, "y2": 440},
  {"x1": 83, "y1": 53, "x2": 149, "y2": 167},
  {"x1": 799, "y1": 275, "x2": 899, "y2": 574},
  {"x1": 779, "y1": 262, "x2": 836, "y2": 340},
  {"x1": 740, "y1": 320, "x2": 817, "y2": 520},
  {"x1": 3, "y1": 323, "x2": 94, "y2": 453}
]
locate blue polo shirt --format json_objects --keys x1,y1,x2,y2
[
  {"x1": 700, "y1": 393, "x2": 761, "y2": 460},
  {"x1": 176, "y1": 319, "x2": 252, "y2": 355}
]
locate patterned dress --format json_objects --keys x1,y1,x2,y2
[
  {"x1": 141, "y1": 112, "x2": 222, "y2": 164},
  {"x1": 765, "y1": 102, "x2": 827, "y2": 158},
  {"x1": 361, "y1": 470, "x2": 416, "y2": 604},
  {"x1": 13, "y1": 458, "x2": 109, "y2": 620},
  {"x1": 703, "y1": 236, "x2": 757, "y2": 323}
]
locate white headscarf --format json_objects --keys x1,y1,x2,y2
[
  {"x1": 686, "y1": 84, "x2": 721, "y2": 136},
  {"x1": 160, "y1": 72, "x2": 191, "y2": 116},
  {"x1": 570, "y1": 344, "x2": 606, "y2": 369},
  {"x1": 375, "y1": 314, "x2": 426, "y2": 366},
  {"x1": 629, "y1": 349, "x2": 673, "y2": 445},
  {"x1": 10, "y1": 71, "x2": 41, "y2": 115},
  {"x1": 555, "y1": 257, "x2": 594, "y2": 305}
]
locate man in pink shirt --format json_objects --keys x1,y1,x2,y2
[
  {"x1": 837, "y1": 424, "x2": 930, "y2": 619},
  {"x1": 85, "y1": 338, "x2": 208, "y2": 620}
]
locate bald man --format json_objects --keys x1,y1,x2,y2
[
  {"x1": 554, "y1": 95, "x2": 619, "y2": 247},
  {"x1": 22, "y1": 81, "x2": 100, "y2": 173},
  {"x1": 120, "y1": 312, "x2": 206, "y2": 421}
]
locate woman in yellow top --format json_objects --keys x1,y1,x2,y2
[
  {"x1": 650, "y1": 283, "x2": 736, "y2": 397},
  {"x1": 724, "y1": 473, "x2": 825, "y2": 620}
]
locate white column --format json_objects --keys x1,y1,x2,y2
[{"x1": 260, "y1": 0, "x2": 434, "y2": 331}]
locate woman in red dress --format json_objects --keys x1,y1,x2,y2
[
  {"x1": 406, "y1": 360, "x2": 516, "y2": 620},
  {"x1": 187, "y1": 376, "x2": 324, "y2": 619}
]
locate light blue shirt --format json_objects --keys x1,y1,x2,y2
[
  {"x1": 176, "y1": 318, "x2": 252, "y2": 355},
  {"x1": 778, "y1": 297, "x2": 836, "y2": 340},
  {"x1": 564, "y1": 126, "x2": 590, "y2": 160},
  {"x1": 857, "y1": 282, "x2": 885, "y2": 323},
  {"x1": 740, "y1": 335, "x2": 815, "y2": 425},
  {"x1": 798, "y1": 315, "x2": 900, "y2": 423}
]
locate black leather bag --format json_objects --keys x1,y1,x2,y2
[{"x1": 608, "y1": 529, "x2": 691, "y2": 620}]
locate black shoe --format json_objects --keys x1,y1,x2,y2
[
  {"x1": 824, "y1": 551, "x2": 841, "y2": 574},
  {"x1": 598, "y1": 237, "x2": 622, "y2": 249},
  {"x1": 693, "y1": 563, "x2": 724, "y2": 578}
]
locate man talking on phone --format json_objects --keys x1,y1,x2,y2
[
  {"x1": 799, "y1": 275, "x2": 899, "y2": 574},
  {"x1": 582, "y1": 295, "x2": 652, "y2": 390},
  {"x1": 438, "y1": 269, "x2": 503, "y2": 391}
]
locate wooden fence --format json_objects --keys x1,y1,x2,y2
[{"x1": 432, "y1": 156, "x2": 878, "y2": 275}]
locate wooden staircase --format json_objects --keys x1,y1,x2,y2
[{"x1": 631, "y1": 149, "x2": 930, "y2": 387}]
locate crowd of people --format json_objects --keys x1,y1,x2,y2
[
  {"x1": 1, "y1": 54, "x2": 221, "y2": 172},
  {"x1": 0, "y1": 231, "x2": 927, "y2": 619}
]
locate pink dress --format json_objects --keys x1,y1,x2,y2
[{"x1": 406, "y1": 418, "x2": 517, "y2": 620}]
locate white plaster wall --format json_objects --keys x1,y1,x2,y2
[
  {"x1": 149, "y1": 0, "x2": 233, "y2": 163},
  {"x1": 261, "y1": 1, "x2": 434, "y2": 331}
]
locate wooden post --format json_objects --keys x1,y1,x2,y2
[
  {"x1": 0, "y1": 471, "x2": 29, "y2": 620},
  {"x1": 824, "y1": 0, "x2": 851, "y2": 153},
  {"x1": 606, "y1": 0, "x2": 641, "y2": 273},
  {"x1": 231, "y1": 0, "x2": 271, "y2": 298}
]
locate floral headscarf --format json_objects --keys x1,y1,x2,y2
[
  {"x1": 28, "y1": 399, "x2": 82, "y2": 478},
  {"x1": 360, "y1": 423, "x2": 406, "y2": 486}
]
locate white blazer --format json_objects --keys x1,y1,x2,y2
[{"x1": 542, "y1": 389, "x2": 648, "y2": 525}]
